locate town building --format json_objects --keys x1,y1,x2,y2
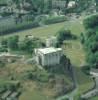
[
  {"x1": 35, "y1": 47, "x2": 63, "y2": 66},
  {"x1": 68, "y1": 1, "x2": 76, "y2": 8},
  {"x1": 46, "y1": 36, "x2": 57, "y2": 47},
  {"x1": 52, "y1": 0, "x2": 66, "y2": 9}
]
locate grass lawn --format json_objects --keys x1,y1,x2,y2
[
  {"x1": 63, "y1": 40, "x2": 86, "y2": 66},
  {"x1": 90, "y1": 96, "x2": 98, "y2": 100},
  {"x1": 64, "y1": 19, "x2": 84, "y2": 36}
]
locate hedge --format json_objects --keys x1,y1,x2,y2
[
  {"x1": 0, "y1": 21, "x2": 39, "y2": 35},
  {"x1": 43, "y1": 16, "x2": 67, "y2": 25}
]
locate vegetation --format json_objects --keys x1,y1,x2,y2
[
  {"x1": 83, "y1": 14, "x2": 98, "y2": 69},
  {"x1": 44, "y1": 16, "x2": 67, "y2": 25},
  {"x1": 83, "y1": 14, "x2": 98, "y2": 29},
  {"x1": 0, "y1": 35, "x2": 44, "y2": 54},
  {"x1": 57, "y1": 29, "x2": 77, "y2": 46},
  {"x1": 7, "y1": 35, "x2": 19, "y2": 50}
]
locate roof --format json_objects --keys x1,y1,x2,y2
[
  {"x1": 68, "y1": 1, "x2": 76, "y2": 7},
  {"x1": 38, "y1": 47, "x2": 62, "y2": 54}
]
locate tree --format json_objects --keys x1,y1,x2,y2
[
  {"x1": 19, "y1": 38, "x2": 33, "y2": 53},
  {"x1": 75, "y1": 0, "x2": 92, "y2": 13},
  {"x1": 85, "y1": 29, "x2": 96, "y2": 38},
  {"x1": 7, "y1": 35, "x2": 19, "y2": 50},
  {"x1": 83, "y1": 14, "x2": 98, "y2": 29},
  {"x1": 90, "y1": 41, "x2": 98, "y2": 53},
  {"x1": 80, "y1": 32, "x2": 85, "y2": 44},
  {"x1": 1, "y1": 38, "x2": 8, "y2": 48},
  {"x1": 57, "y1": 29, "x2": 76, "y2": 46},
  {"x1": 85, "y1": 35, "x2": 96, "y2": 50},
  {"x1": 0, "y1": 60, "x2": 5, "y2": 68},
  {"x1": 57, "y1": 29, "x2": 71, "y2": 44},
  {"x1": 19, "y1": 37, "x2": 43, "y2": 53}
]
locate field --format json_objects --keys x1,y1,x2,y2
[
  {"x1": 63, "y1": 40, "x2": 85, "y2": 66},
  {"x1": 0, "y1": 22, "x2": 65, "y2": 40}
]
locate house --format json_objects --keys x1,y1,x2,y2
[{"x1": 35, "y1": 47, "x2": 63, "y2": 66}]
